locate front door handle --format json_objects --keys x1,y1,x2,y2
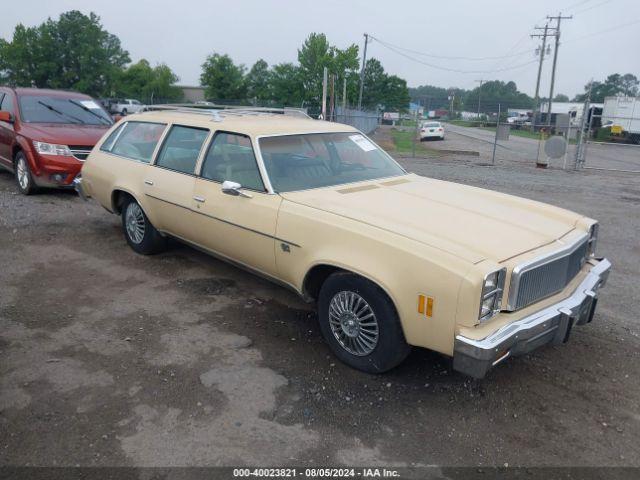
[
  {"x1": 193, "y1": 196, "x2": 206, "y2": 203},
  {"x1": 144, "y1": 179, "x2": 154, "y2": 185}
]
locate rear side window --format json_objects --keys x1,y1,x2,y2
[
  {"x1": 109, "y1": 122, "x2": 166, "y2": 163},
  {"x1": 100, "y1": 123, "x2": 126, "y2": 152},
  {"x1": 155, "y1": 125, "x2": 209, "y2": 175}
]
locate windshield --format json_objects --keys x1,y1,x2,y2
[
  {"x1": 259, "y1": 132, "x2": 406, "y2": 193},
  {"x1": 19, "y1": 95, "x2": 113, "y2": 125},
  {"x1": 422, "y1": 122, "x2": 440, "y2": 128}
]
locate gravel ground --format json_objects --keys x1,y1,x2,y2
[{"x1": 1, "y1": 133, "x2": 639, "y2": 472}]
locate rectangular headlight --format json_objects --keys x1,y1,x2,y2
[
  {"x1": 587, "y1": 223, "x2": 599, "y2": 257},
  {"x1": 479, "y1": 268, "x2": 506, "y2": 322},
  {"x1": 33, "y1": 141, "x2": 72, "y2": 156}
]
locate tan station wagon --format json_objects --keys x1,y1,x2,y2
[{"x1": 77, "y1": 107, "x2": 611, "y2": 378}]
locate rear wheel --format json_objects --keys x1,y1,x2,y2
[
  {"x1": 121, "y1": 196, "x2": 167, "y2": 254},
  {"x1": 318, "y1": 273, "x2": 410, "y2": 373},
  {"x1": 15, "y1": 152, "x2": 36, "y2": 195},
  {"x1": 121, "y1": 108, "x2": 128, "y2": 116}
]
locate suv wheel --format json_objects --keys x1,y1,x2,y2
[
  {"x1": 15, "y1": 152, "x2": 36, "y2": 195},
  {"x1": 121, "y1": 108, "x2": 128, "y2": 116},
  {"x1": 318, "y1": 273, "x2": 410, "y2": 373},
  {"x1": 121, "y1": 196, "x2": 167, "y2": 254}
]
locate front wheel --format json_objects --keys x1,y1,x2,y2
[
  {"x1": 318, "y1": 273, "x2": 410, "y2": 373},
  {"x1": 15, "y1": 152, "x2": 36, "y2": 195},
  {"x1": 121, "y1": 197, "x2": 167, "y2": 254}
]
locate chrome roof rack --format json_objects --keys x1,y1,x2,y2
[{"x1": 141, "y1": 104, "x2": 310, "y2": 120}]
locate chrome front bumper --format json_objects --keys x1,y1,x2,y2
[
  {"x1": 73, "y1": 176, "x2": 88, "y2": 201},
  {"x1": 453, "y1": 258, "x2": 611, "y2": 379}
]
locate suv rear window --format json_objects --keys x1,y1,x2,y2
[{"x1": 108, "y1": 122, "x2": 166, "y2": 163}]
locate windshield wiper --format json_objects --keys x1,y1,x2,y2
[
  {"x1": 68, "y1": 99, "x2": 112, "y2": 125},
  {"x1": 37, "y1": 101, "x2": 83, "y2": 124}
]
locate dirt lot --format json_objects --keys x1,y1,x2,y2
[{"x1": 1, "y1": 134, "x2": 640, "y2": 473}]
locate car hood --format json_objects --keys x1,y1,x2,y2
[
  {"x1": 280, "y1": 174, "x2": 583, "y2": 264},
  {"x1": 20, "y1": 123, "x2": 110, "y2": 146}
]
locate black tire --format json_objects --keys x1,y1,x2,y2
[
  {"x1": 318, "y1": 272, "x2": 410, "y2": 373},
  {"x1": 121, "y1": 196, "x2": 167, "y2": 255},
  {"x1": 121, "y1": 108, "x2": 128, "y2": 116},
  {"x1": 14, "y1": 151, "x2": 37, "y2": 195}
]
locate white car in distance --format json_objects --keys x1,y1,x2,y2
[
  {"x1": 420, "y1": 121, "x2": 444, "y2": 141},
  {"x1": 111, "y1": 99, "x2": 145, "y2": 116}
]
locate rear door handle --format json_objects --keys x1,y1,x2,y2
[
  {"x1": 193, "y1": 196, "x2": 206, "y2": 203},
  {"x1": 144, "y1": 179, "x2": 154, "y2": 185}
]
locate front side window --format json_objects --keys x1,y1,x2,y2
[
  {"x1": 18, "y1": 95, "x2": 113, "y2": 125},
  {"x1": 110, "y1": 122, "x2": 166, "y2": 163},
  {"x1": 201, "y1": 132, "x2": 265, "y2": 191},
  {"x1": 258, "y1": 132, "x2": 405, "y2": 192},
  {"x1": 155, "y1": 125, "x2": 209, "y2": 174}
]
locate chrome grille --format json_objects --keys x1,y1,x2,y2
[
  {"x1": 69, "y1": 145, "x2": 93, "y2": 161},
  {"x1": 508, "y1": 236, "x2": 589, "y2": 310}
]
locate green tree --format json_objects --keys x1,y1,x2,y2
[
  {"x1": 200, "y1": 53, "x2": 247, "y2": 101},
  {"x1": 554, "y1": 93, "x2": 570, "y2": 102},
  {"x1": 117, "y1": 59, "x2": 181, "y2": 103},
  {"x1": 574, "y1": 73, "x2": 639, "y2": 102},
  {"x1": 245, "y1": 59, "x2": 272, "y2": 102},
  {"x1": 464, "y1": 80, "x2": 533, "y2": 112},
  {"x1": 361, "y1": 58, "x2": 410, "y2": 111},
  {"x1": 409, "y1": 84, "x2": 454, "y2": 110},
  {"x1": 270, "y1": 63, "x2": 304, "y2": 106},
  {"x1": 0, "y1": 11, "x2": 129, "y2": 96},
  {"x1": 297, "y1": 33, "x2": 359, "y2": 107}
]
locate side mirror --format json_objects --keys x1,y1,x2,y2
[
  {"x1": 0, "y1": 111, "x2": 14, "y2": 123},
  {"x1": 221, "y1": 180, "x2": 252, "y2": 198}
]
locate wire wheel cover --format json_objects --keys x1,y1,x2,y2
[
  {"x1": 328, "y1": 290, "x2": 379, "y2": 356},
  {"x1": 125, "y1": 202, "x2": 146, "y2": 244}
]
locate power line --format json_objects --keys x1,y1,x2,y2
[
  {"x1": 371, "y1": 37, "x2": 539, "y2": 74},
  {"x1": 563, "y1": 18, "x2": 640, "y2": 43},
  {"x1": 367, "y1": 35, "x2": 533, "y2": 61},
  {"x1": 571, "y1": 0, "x2": 612, "y2": 15}
]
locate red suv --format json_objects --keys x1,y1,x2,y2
[{"x1": 0, "y1": 87, "x2": 114, "y2": 194}]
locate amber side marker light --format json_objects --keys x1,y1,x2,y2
[{"x1": 418, "y1": 294, "x2": 434, "y2": 318}]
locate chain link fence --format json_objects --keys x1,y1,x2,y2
[
  {"x1": 410, "y1": 100, "x2": 640, "y2": 173},
  {"x1": 333, "y1": 106, "x2": 380, "y2": 135}
]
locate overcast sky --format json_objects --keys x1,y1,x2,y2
[{"x1": 3, "y1": 0, "x2": 639, "y2": 98}]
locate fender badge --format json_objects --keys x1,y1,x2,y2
[{"x1": 280, "y1": 243, "x2": 291, "y2": 253}]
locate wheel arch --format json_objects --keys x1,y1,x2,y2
[
  {"x1": 302, "y1": 263, "x2": 401, "y2": 318},
  {"x1": 111, "y1": 188, "x2": 144, "y2": 215}
]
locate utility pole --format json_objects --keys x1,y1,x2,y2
[
  {"x1": 475, "y1": 79, "x2": 484, "y2": 116},
  {"x1": 321, "y1": 66, "x2": 328, "y2": 120},
  {"x1": 531, "y1": 24, "x2": 550, "y2": 108},
  {"x1": 342, "y1": 76, "x2": 347, "y2": 111},
  {"x1": 357, "y1": 33, "x2": 369, "y2": 110},
  {"x1": 546, "y1": 12, "x2": 572, "y2": 126}
]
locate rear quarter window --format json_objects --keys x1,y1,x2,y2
[{"x1": 107, "y1": 122, "x2": 167, "y2": 163}]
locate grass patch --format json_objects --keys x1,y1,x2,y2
[
  {"x1": 448, "y1": 119, "x2": 478, "y2": 127},
  {"x1": 387, "y1": 128, "x2": 438, "y2": 155},
  {"x1": 448, "y1": 120, "x2": 576, "y2": 143}
]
